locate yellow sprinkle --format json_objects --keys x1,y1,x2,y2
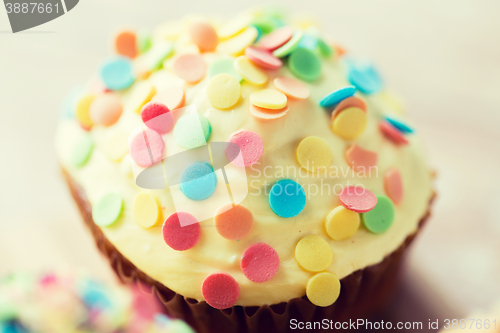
[
  {"x1": 306, "y1": 272, "x2": 341, "y2": 307},
  {"x1": 295, "y1": 235, "x2": 333, "y2": 272},
  {"x1": 102, "y1": 131, "x2": 129, "y2": 162},
  {"x1": 217, "y1": 14, "x2": 253, "y2": 40},
  {"x1": 206, "y1": 73, "x2": 241, "y2": 109},
  {"x1": 332, "y1": 107, "x2": 367, "y2": 140},
  {"x1": 234, "y1": 56, "x2": 268, "y2": 86},
  {"x1": 133, "y1": 192, "x2": 162, "y2": 228},
  {"x1": 325, "y1": 206, "x2": 360, "y2": 241},
  {"x1": 217, "y1": 26, "x2": 258, "y2": 56},
  {"x1": 128, "y1": 81, "x2": 156, "y2": 114},
  {"x1": 296, "y1": 136, "x2": 332, "y2": 172},
  {"x1": 250, "y1": 89, "x2": 287, "y2": 110},
  {"x1": 75, "y1": 95, "x2": 95, "y2": 128}
]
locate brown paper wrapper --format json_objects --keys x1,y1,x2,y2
[{"x1": 63, "y1": 169, "x2": 434, "y2": 333}]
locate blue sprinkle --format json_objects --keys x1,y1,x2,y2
[
  {"x1": 180, "y1": 162, "x2": 217, "y2": 201},
  {"x1": 269, "y1": 179, "x2": 306, "y2": 218},
  {"x1": 298, "y1": 34, "x2": 318, "y2": 51},
  {"x1": 347, "y1": 61, "x2": 383, "y2": 95},
  {"x1": 154, "y1": 314, "x2": 171, "y2": 326},
  {"x1": 252, "y1": 25, "x2": 263, "y2": 42},
  {"x1": 319, "y1": 86, "x2": 357, "y2": 108},
  {"x1": 80, "y1": 280, "x2": 111, "y2": 309},
  {"x1": 100, "y1": 56, "x2": 135, "y2": 91},
  {"x1": 385, "y1": 116, "x2": 414, "y2": 134}
]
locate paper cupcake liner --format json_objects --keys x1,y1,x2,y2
[{"x1": 63, "y1": 169, "x2": 434, "y2": 333}]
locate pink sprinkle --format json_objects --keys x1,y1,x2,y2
[
  {"x1": 241, "y1": 243, "x2": 279, "y2": 283},
  {"x1": 162, "y1": 212, "x2": 200, "y2": 251},
  {"x1": 129, "y1": 128, "x2": 165, "y2": 167},
  {"x1": 384, "y1": 168, "x2": 404, "y2": 205},
  {"x1": 379, "y1": 121, "x2": 409, "y2": 145},
  {"x1": 140, "y1": 102, "x2": 174, "y2": 134},
  {"x1": 201, "y1": 272, "x2": 239, "y2": 309},
  {"x1": 245, "y1": 46, "x2": 282, "y2": 70},
  {"x1": 257, "y1": 26, "x2": 294, "y2": 51},
  {"x1": 339, "y1": 186, "x2": 378, "y2": 213},
  {"x1": 173, "y1": 54, "x2": 207, "y2": 83},
  {"x1": 345, "y1": 143, "x2": 378, "y2": 171},
  {"x1": 225, "y1": 129, "x2": 264, "y2": 167}
]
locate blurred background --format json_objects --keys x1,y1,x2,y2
[{"x1": 1, "y1": 0, "x2": 499, "y2": 331}]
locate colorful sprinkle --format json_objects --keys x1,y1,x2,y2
[
  {"x1": 385, "y1": 116, "x2": 414, "y2": 134},
  {"x1": 345, "y1": 143, "x2": 378, "y2": 171},
  {"x1": 289, "y1": 47, "x2": 322, "y2": 82},
  {"x1": 331, "y1": 96, "x2": 367, "y2": 120},
  {"x1": 180, "y1": 162, "x2": 217, "y2": 201},
  {"x1": 244, "y1": 46, "x2": 282, "y2": 70},
  {"x1": 226, "y1": 129, "x2": 264, "y2": 167},
  {"x1": 206, "y1": 73, "x2": 241, "y2": 109},
  {"x1": 361, "y1": 195, "x2": 395, "y2": 234},
  {"x1": 217, "y1": 26, "x2": 258, "y2": 56},
  {"x1": 251, "y1": 16, "x2": 275, "y2": 34},
  {"x1": 92, "y1": 193, "x2": 123, "y2": 227},
  {"x1": 214, "y1": 203, "x2": 254, "y2": 240},
  {"x1": 133, "y1": 192, "x2": 162, "y2": 228},
  {"x1": 319, "y1": 86, "x2": 357, "y2": 108},
  {"x1": 332, "y1": 107, "x2": 367, "y2": 140},
  {"x1": 384, "y1": 168, "x2": 403, "y2": 205},
  {"x1": 207, "y1": 58, "x2": 243, "y2": 81},
  {"x1": 140, "y1": 102, "x2": 174, "y2": 134},
  {"x1": 234, "y1": 56, "x2": 268, "y2": 85},
  {"x1": 317, "y1": 38, "x2": 334, "y2": 57},
  {"x1": 348, "y1": 61, "x2": 383, "y2": 95},
  {"x1": 250, "y1": 89, "x2": 287, "y2": 109},
  {"x1": 162, "y1": 212, "x2": 200, "y2": 250},
  {"x1": 241, "y1": 243, "x2": 279, "y2": 283},
  {"x1": 249, "y1": 104, "x2": 289, "y2": 121},
  {"x1": 100, "y1": 57, "x2": 135, "y2": 91},
  {"x1": 173, "y1": 54, "x2": 207, "y2": 83},
  {"x1": 201, "y1": 273, "x2": 239, "y2": 309},
  {"x1": 295, "y1": 235, "x2": 332, "y2": 272},
  {"x1": 217, "y1": 14, "x2": 252, "y2": 40},
  {"x1": 306, "y1": 272, "x2": 341, "y2": 307},
  {"x1": 379, "y1": 120, "x2": 409, "y2": 145},
  {"x1": 129, "y1": 128, "x2": 165, "y2": 167},
  {"x1": 296, "y1": 136, "x2": 332, "y2": 172},
  {"x1": 339, "y1": 186, "x2": 377, "y2": 213},
  {"x1": 269, "y1": 179, "x2": 306, "y2": 218},
  {"x1": 257, "y1": 26, "x2": 294, "y2": 51},
  {"x1": 75, "y1": 95, "x2": 95, "y2": 129},
  {"x1": 297, "y1": 33, "x2": 318, "y2": 51},
  {"x1": 152, "y1": 86, "x2": 185, "y2": 110},
  {"x1": 173, "y1": 114, "x2": 211, "y2": 149},
  {"x1": 89, "y1": 94, "x2": 123, "y2": 126},
  {"x1": 325, "y1": 206, "x2": 360, "y2": 241},
  {"x1": 273, "y1": 77, "x2": 309, "y2": 99},
  {"x1": 188, "y1": 20, "x2": 218, "y2": 52},
  {"x1": 114, "y1": 30, "x2": 137, "y2": 58},
  {"x1": 135, "y1": 41, "x2": 174, "y2": 74},
  {"x1": 272, "y1": 30, "x2": 303, "y2": 57},
  {"x1": 71, "y1": 134, "x2": 93, "y2": 167},
  {"x1": 129, "y1": 81, "x2": 157, "y2": 114}
]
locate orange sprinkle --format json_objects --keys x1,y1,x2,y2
[{"x1": 115, "y1": 31, "x2": 138, "y2": 58}]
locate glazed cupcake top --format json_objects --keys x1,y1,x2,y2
[{"x1": 56, "y1": 8, "x2": 433, "y2": 308}]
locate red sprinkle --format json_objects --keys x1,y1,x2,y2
[
  {"x1": 241, "y1": 243, "x2": 279, "y2": 283},
  {"x1": 379, "y1": 121, "x2": 409, "y2": 145},
  {"x1": 201, "y1": 272, "x2": 239, "y2": 309},
  {"x1": 339, "y1": 186, "x2": 378, "y2": 213},
  {"x1": 244, "y1": 46, "x2": 282, "y2": 70},
  {"x1": 257, "y1": 26, "x2": 294, "y2": 51},
  {"x1": 140, "y1": 102, "x2": 174, "y2": 134},
  {"x1": 129, "y1": 128, "x2": 165, "y2": 167},
  {"x1": 162, "y1": 212, "x2": 200, "y2": 251}
]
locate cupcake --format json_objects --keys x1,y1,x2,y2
[{"x1": 56, "y1": 8, "x2": 434, "y2": 333}]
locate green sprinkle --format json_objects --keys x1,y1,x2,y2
[
  {"x1": 92, "y1": 193, "x2": 123, "y2": 227},
  {"x1": 207, "y1": 58, "x2": 242, "y2": 82},
  {"x1": 289, "y1": 47, "x2": 322, "y2": 82},
  {"x1": 71, "y1": 134, "x2": 94, "y2": 167},
  {"x1": 317, "y1": 38, "x2": 334, "y2": 57},
  {"x1": 273, "y1": 30, "x2": 303, "y2": 58},
  {"x1": 137, "y1": 30, "x2": 152, "y2": 54},
  {"x1": 251, "y1": 17, "x2": 275, "y2": 34},
  {"x1": 173, "y1": 114, "x2": 211, "y2": 149},
  {"x1": 361, "y1": 195, "x2": 395, "y2": 234}
]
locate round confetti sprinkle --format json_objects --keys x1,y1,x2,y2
[
  {"x1": 207, "y1": 58, "x2": 243, "y2": 81},
  {"x1": 244, "y1": 47, "x2": 282, "y2": 70},
  {"x1": 129, "y1": 128, "x2": 165, "y2": 167},
  {"x1": 89, "y1": 94, "x2": 122, "y2": 126},
  {"x1": 136, "y1": 41, "x2": 174, "y2": 75},
  {"x1": 133, "y1": 192, "x2": 161, "y2": 228},
  {"x1": 317, "y1": 38, "x2": 334, "y2": 57},
  {"x1": 173, "y1": 114, "x2": 211, "y2": 149},
  {"x1": 250, "y1": 89, "x2": 287, "y2": 110},
  {"x1": 332, "y1": 107, "x2": 367, "y2": 140},
  {"x1": 115, "y1": 30, "x2": 137, "y2": 58},
  {"x1": 217, "y1": 14, "x2": 252, "y2": 39},
  {"x1": 152, "y1": 86, "x2": 185, "y2": 110},
  {"x1": 379, "y1": 121, "x2": 409, "y2": 145},
  {"x1": 297, "y1": 33, "x2": 318, "y2": 51},
  {"x1": 319, "y1": 86, "x2": 357, "y2": 108},
  {"x1": 339, "y1": 186, "x2": 377, "y2": 213},
  {"x1": 76, "y1": 95, "x2": 95, "y2": 129},
  {"x1": 251, "y1": 16, "x2": 275, "y2": 34},
  {"x1": 162, "y1": 212, "x2": 200, "y2": 251},
  {"x1": 201, "y1": 273, "x2": 239, "y2": 309},
  {"x1": 92, "y1": 193, "x2": 123, "y2": 227},
  {"x1": 296, "y1": 136, "x2": 332, "y2": 172},
  {"x1": 348, "y1": 62, "x2": 383, "y2": 95},
  {"x1": 234, "y1": 56, "x2": 269, "y2": 86},
  {"x1": 331, "y1": 96, "x2": 367, "y2": 120},
  {"x1": 385, "y1": 116, "x2": 414, "y2": 134},
  {"x1": 273, "y1": 77, "x2": 310, "y2": 99},
  {"x1": 269, "y1": 179, "x2": 306, "y2": 218},
  {"x1": 100, "y1": 57, "x2": 135, "y2": 91},
  {"x1": 226, "y1": 129, "x2": 264, "y2": 167},
  {"x1": 306, "y1": 272, "x2": 341, "y2": 307},
  {"x1": 173, "y1": 54, "x2": 207, "y2": 83},
  {"x1": 272, "y1": 30, "x2": 303, "y2": 57},
  {"x1": 257, "y1": 26, "x2": 294, "y2": 51},
  {"x1": 325, "y1": 206, "x2": 360, "y2": 241},
  {"x1": 249, "y1": 104, "x2": 289, "y2": 121},
  {"x1": 206, "y1": 73, "x2": 241, "y2": 109},
  {"x1": 289, "y1": 48, "x2": 322, "y2": 82},
  {"x1": 214, "y1": 203, "x2": 254, "y2": 240},
  {"x1": 362, "y1": 195, "x2": 395, "y2": 234},
  {"x1": 188, "y1": 20, "x2": 218, "y2": 52},
  {"x1": 129, "y1": 81, "x2": 157, "y2": 114},
  {"x1": 140, "y1": 102, "x2": 174, "y2": 134},
  {"x1": 241, "y1": 243, "x2": 279, "y2": 283},
  {"x1": 384, "y1": 168, "x2": 403, "y2": 205},
  {"x1": 180, "y1": 162, "x2": 217, "y2": 201},
  {"x1": 217, "y1": 26, "x2": 258, "y2": 56},
  {"x1": 71, "y1": 134, "x2": 93, "y2": 167},
  {"x1": 345, "y1": 143, "x2": 378, "y2": 171},
  {"x1": 295, "y1": 235, "x2": 332, "y2": 272}
]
